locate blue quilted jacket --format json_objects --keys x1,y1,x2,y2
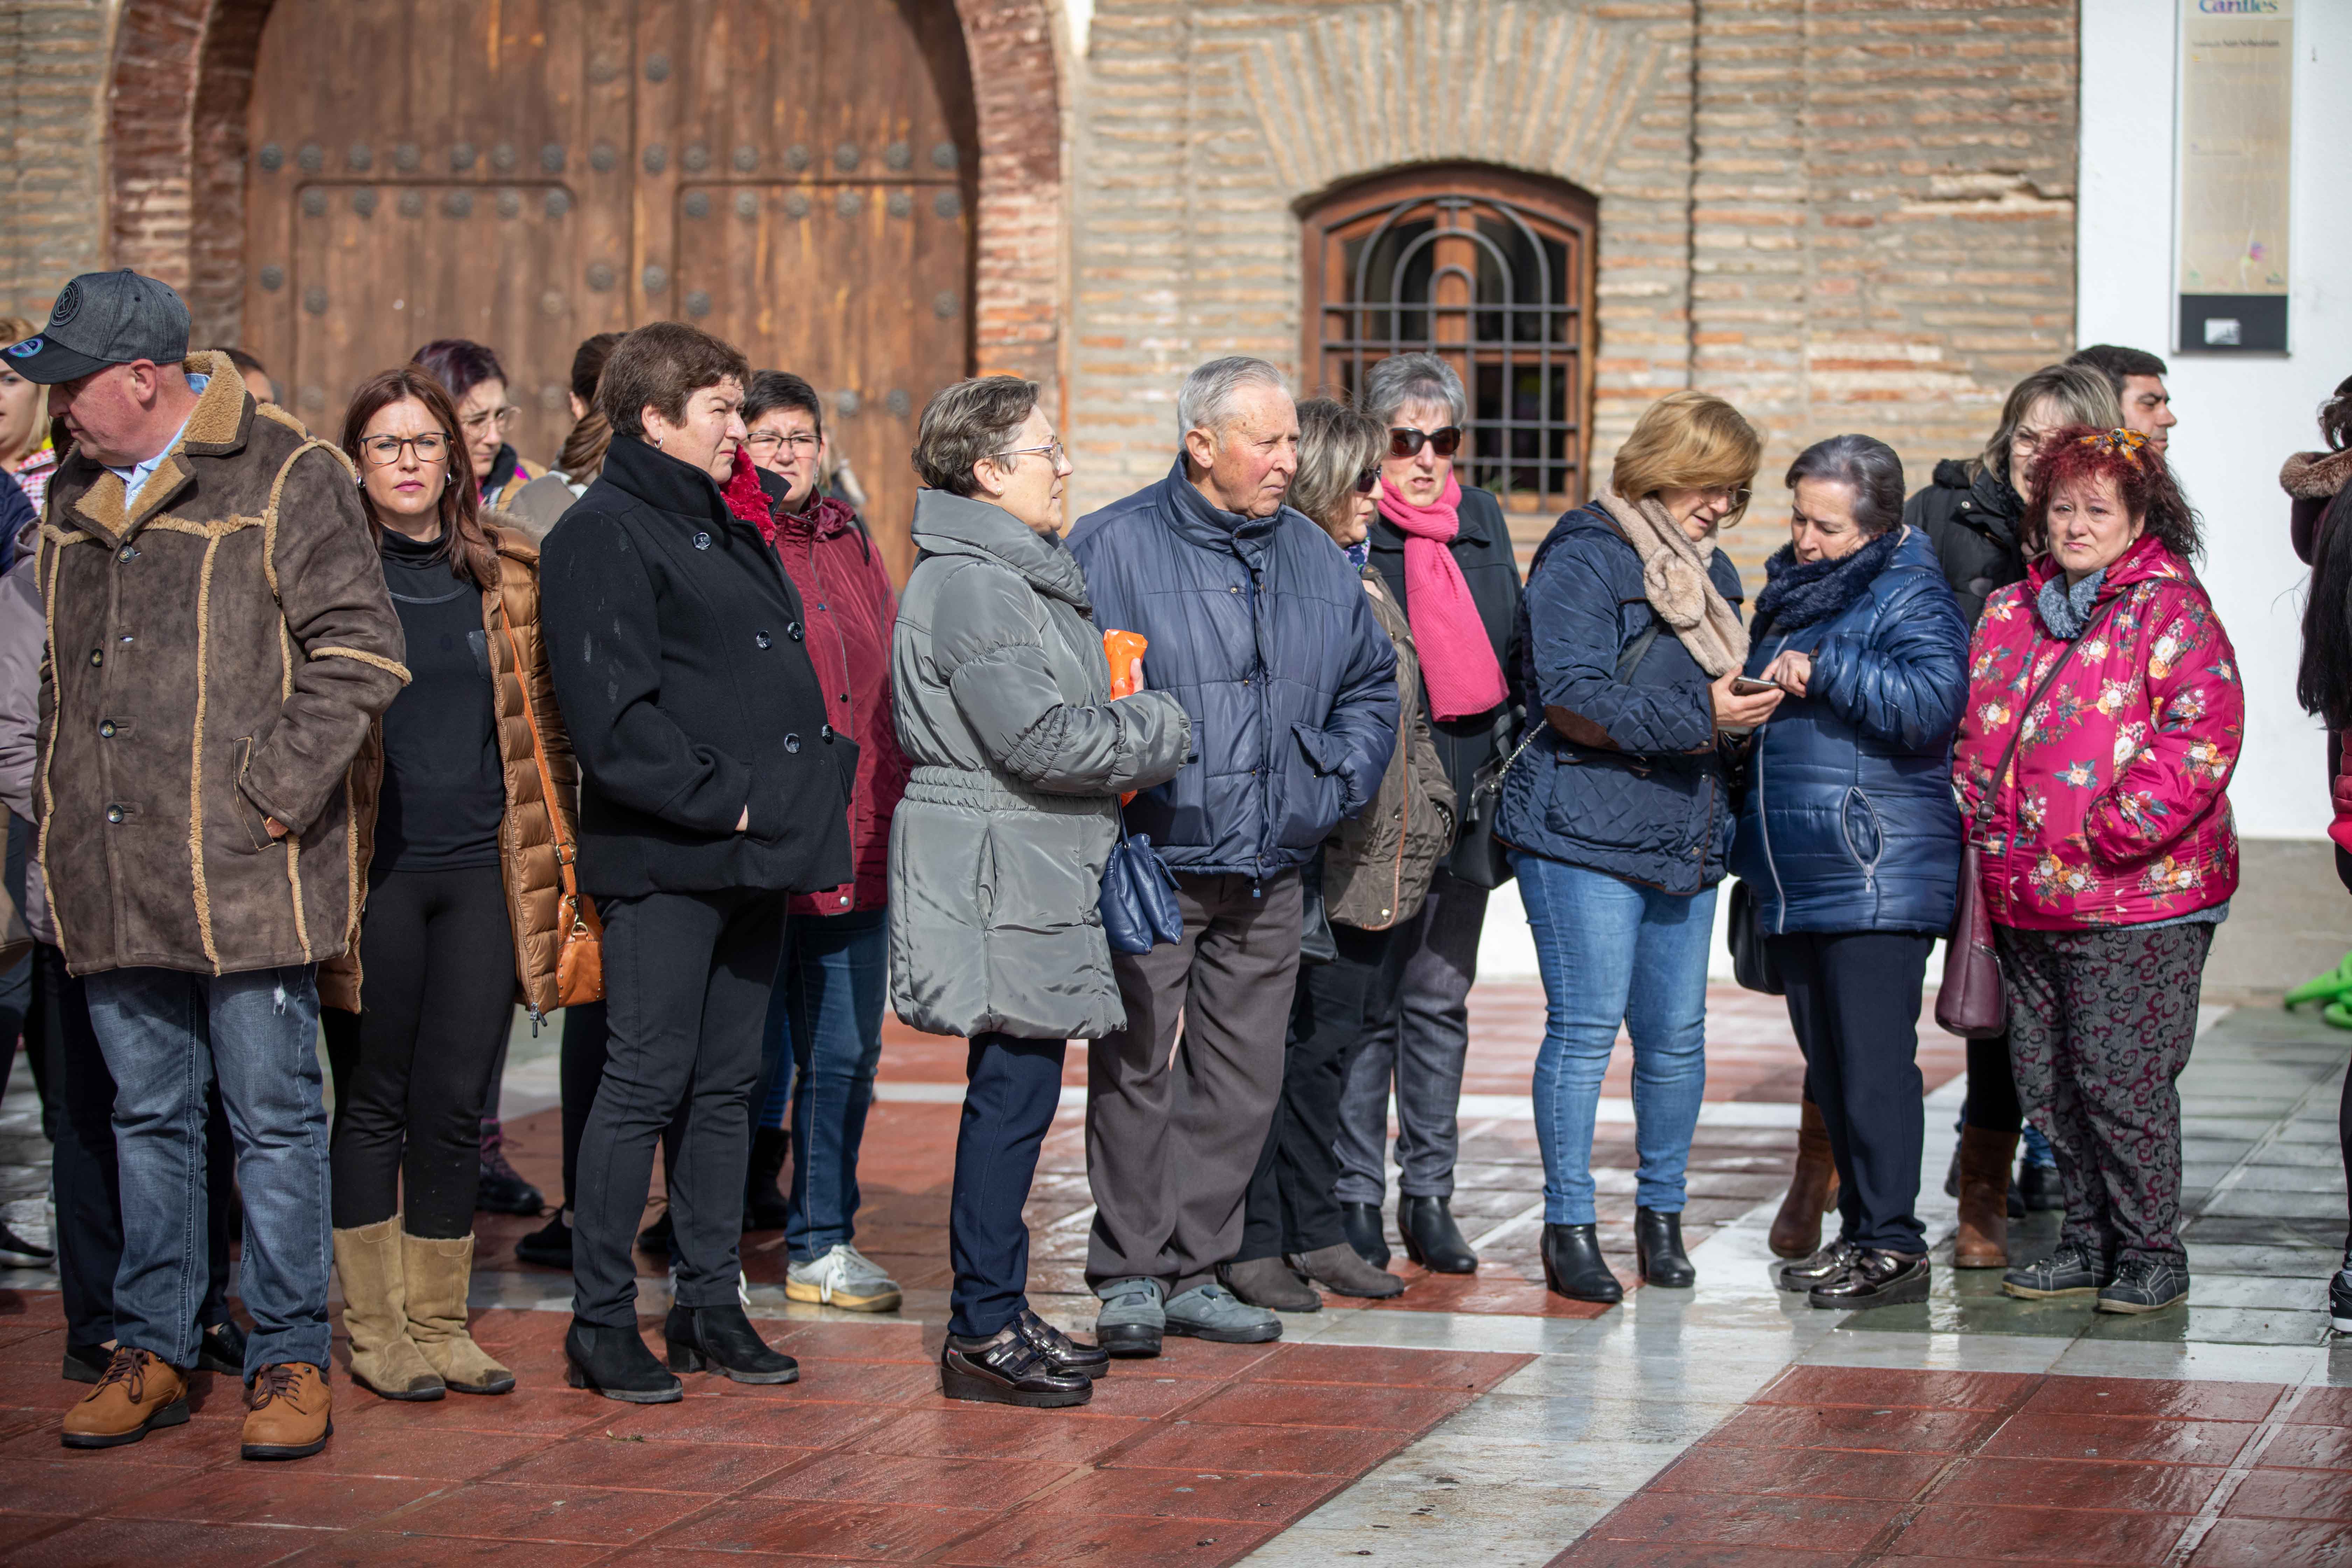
[
  {"x1": 1068, "y1": 462, "x2": 1398, "y2": 877},
  {"x1": 1495, "y1": 502, "x2": 1742, "y2": 893},
  {"x1": 1729, "y1": 524, "x2": 1969, "y2": 935}
]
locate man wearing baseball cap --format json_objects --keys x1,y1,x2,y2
[{"x1": 15, "y1": 271, "x2": 406, "y2": 1462}]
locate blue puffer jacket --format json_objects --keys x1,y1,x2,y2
[
  {"x1": 1068, "y1": 462, "x2": 1398, "y2": 877},
  {"x1": 1730, "y1": 524, "x2": 1969, "y2": 935},
  {"x1": 1494, "y1": 502, "x2": 1743, "y2": 894}
]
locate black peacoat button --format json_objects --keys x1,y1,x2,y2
[
  {"x1": 783, "y1": 733, "x2": 802, "y2": 753},
  {"x1": 787, "y1": 622, "x2": 803, "y2": 641},
  {"x1": 820, "y1": 723, "x2": 834, "y2": 742},
  {"x1": 755, "y1": 630, "x2": 772, "y2": 649},
  {"x1": 692, "y1": 531, "x2": 711, "y2": 550},
  {"x1": 105, "y1": 805, "x2": 124, "y2": 824}
]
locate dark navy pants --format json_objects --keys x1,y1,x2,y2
[{"x1": 947, "y1": 1031, "x2": 1065, "y2": 1338}]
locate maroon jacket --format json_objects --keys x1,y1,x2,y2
[{"x1": 760, "y1": 474, "x2": 907, "y2": 914}]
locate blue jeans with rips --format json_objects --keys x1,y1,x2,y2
[
  {"x1": 755, "y1": 908, "x2": 890, "y2": 1262},
  {"x1": 83, "y1": 964, "x2": 330, "y2": 1376},
  {"x1": 1512, "y1": 853, "x2": 1716, "y2": 1226}
]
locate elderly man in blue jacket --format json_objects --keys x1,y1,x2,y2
[{"x1": 1067, "y1": 356, "x2": 1398, "y2": 1355}]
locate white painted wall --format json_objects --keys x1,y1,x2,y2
[{"x1": 2079, "y1": 0, "x2": 2352, "y2": 840}]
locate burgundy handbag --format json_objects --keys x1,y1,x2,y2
[{"x1": 1936, "y1": 601, "x2": 2114, "y2": 1038}]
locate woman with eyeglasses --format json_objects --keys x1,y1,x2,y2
[
  {"x1": 1495, "y1": 391, "x2": 1781, "y2": 1304},
  {"x1": 320, "y1": 366, "x2": 579, "y2": 1401},
  {"x1": 732, "y1": 370, "x2": 911, "y2": 1312},
  {"x1": 1329, "y1": 354, "x2": 1522, "y2": 1280},
  {"x1": 415, "y1": 338, "x2": 544, "y2": 513}
]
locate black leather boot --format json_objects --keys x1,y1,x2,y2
[
  {"x1": 1636, "y1": 1206, "x2": 1695, "y2": 1288},
  {"x1": 663, "y1": 1302, "x2": 801, "y2": 1385},
  {"x1": 1017, "y1": 1309, "x2": 1110, "y2": 1381},
  {"x1": 564, "y1": 1319, "x2": 683, "y2": 1404},
  {"x1": 1340, "y1": 1202, "x2": 1390, "y2": 1268},
  {"x1": 743, "y1": 1127, "x2": 792, "y2": 1232},
  {"x1": 1398, "y1": 1196, "x2": 1477, "y2": 1274},
  {"x1": 1540, "y1": 1223, "x2": 1622, "y2": 1304},
  {"x1": 941, "y1": 1325, "x2": 1093, "y2": 1408}
]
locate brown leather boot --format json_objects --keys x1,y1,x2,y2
[
  {"x1": 1768, "y1": 1099, "x2": 1841, "y2": 1259},
  {"x1": 1954, "y1": 1126, "x2": 2020, "y2": 1268},
  {"x1": 241, "y1": 1362, "x2": 332, "y2": 1461},
  {"x1": 61, "y1": 1346, "x2": 188, "y2": 1449}
]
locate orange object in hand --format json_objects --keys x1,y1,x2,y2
[{"x1": 1104, "y1": 630, "x2": 1149, "y2": 803}]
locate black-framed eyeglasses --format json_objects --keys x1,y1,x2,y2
[
  {"x1": 1353, "y1": 467, "x2": 1379, "y2": 495},
  {"x1": 1389, "y1": 426, "x2": 1462, "y2": 460},
  {"x1": 359, "y1": 432, "x2": 452, "y2": 466}
]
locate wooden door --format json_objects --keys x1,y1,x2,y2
[{"x1": 242, "y1": 0, "x2": 975, "y2": 578}]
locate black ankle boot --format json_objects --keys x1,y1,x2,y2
[
  {"x1": 743, "y1": 1127, "x2": 792, "y2": 1232},
  {"x1": 565, "y1": 1319, "x2": 683, "y2": 1404},
  {"x1": 1636, "y1": 1206, "x2": 1694, "y2": 1287},
  {"x1": 1398, "y1": 1196, "x2": 1477, "y2": 1274},
  {"x1": 1340, "y1": 1202, "x2": 1390, "y2": 1268},
  {"x1": 1540, "y1": 1223, "x2": 1622, "y2": 1304},
  {"x1": 663, "y1": 1302, "x2": 800, "y2": 1385}
]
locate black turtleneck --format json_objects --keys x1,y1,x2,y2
[{"x1": 375, "y1": 528, "x2": 503, "y2": 873}]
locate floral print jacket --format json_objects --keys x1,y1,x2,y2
[{"x1": 1952, "y1": 535, "x2": 2241, "y2": 930}]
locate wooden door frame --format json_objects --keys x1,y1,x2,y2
[{"x1": 104, "y1": 0, "x2": 1066, "y2": 398}]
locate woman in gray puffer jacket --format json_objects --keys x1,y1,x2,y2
[{"x1": 890, "y1": 377, "x2": 1190, "y2": 1412}]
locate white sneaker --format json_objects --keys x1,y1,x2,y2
[{"x1": 785, "y1": 1243, "x2": 902, "y2": 1312}]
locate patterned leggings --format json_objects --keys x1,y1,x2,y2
[{"x1": 1995, "y1": 923, "x2": 2214, "y2": 1266}]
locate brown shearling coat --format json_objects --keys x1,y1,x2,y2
[{"x1": 38, "y1": 355, "x2": 408, "y2": 978}]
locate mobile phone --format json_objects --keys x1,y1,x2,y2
[{"x1": 1729, "y1": 676, "x2": 1780, "y2": 695}]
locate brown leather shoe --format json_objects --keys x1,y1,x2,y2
[
  {"x1": 1954, "y1": 1126, "x2": 2020, "y2": 1268},
  {"x1": 1768, "y1": 1099, "x2": 1842, "y2": 1259},
  {"x1": 241, "y1": 1362, "x2": 332, "y2": 1461},
  {"x1": 61, "y1": 1346, "x2": 188, "y2": 1449}
]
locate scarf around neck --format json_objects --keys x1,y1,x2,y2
[
  {"x1": 1751, "y1": 528, "x2": 1902, "y2": 639},
  {"x1": 1374, "y1": 472, "x2": 1508, "y2": 721},
  {"x1": 723, "y1": 447, "x2": 778, "y2": 545},
  {"x1": 1596, "y1": 488, "x2": 1748, "y2": 677},
  {"x1": 2035, "y1": 566, "x2": 2107, "y2": 639}
]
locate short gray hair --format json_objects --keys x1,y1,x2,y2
[
  {"x1": 1290, "y1": 398, "x2": 1384, "y2": 533},
  {"x1": 1177, "y1": 355, "x2": 1289, "y2": 438},
  {"x1": 1785, "y1": 434, "x2": 1905, "y2": 536},
  {"x1": 1362, "y1": 352, "x2": 1468, "y2": 429},
  {"x1": 912, "y1": 376, "x2": 1039, "y2": 497}
]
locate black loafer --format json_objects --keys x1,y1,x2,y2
[
  {"x1": 1774, "y1": 1239, "x2": 1856, "y2": 1294},
  {"x1": 564, "y1": 1319, "x2": 683, "y2": 1404},
  {"x1": 1018, "y1": 1310, "x2": 1110, "y2": 1381},
  {"x1": 62, "y1": 1341, "x2": 112, "y2": 1384},
  {"x1": 1340, "y1": 1202, "x2": 1391, "y2": 1269},
  {"x1": 1809, "y1": 1247, "x2": 1930, "y2": 1309},
  {"x1": 941, "y1": 1327, "x2": 1092, "y2": 1408},
  {"x1": 663, "y1": 1302, "x2": 800, "y2": 1385},
  {"x1": 1399, "y1": 1196, "x2": 1477, "y2": 1274},
  {"x1": 1635, "y1": 1206, "x2": 1694, "y2": 1288},
  {"x1": 1540, "y1": 1222, "x2": 1622, "y2": 1304}
]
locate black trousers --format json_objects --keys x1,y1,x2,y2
[
  {"x1": 1240, "y1": 923, "x2": 1402, "y2": 1261},
  {"x1": 39, "y1": 942, "x2": 235, "y2": 1351},
  {"x1": 553, "y1": 1000, "x2": 680, "y2": 1220},
  {"x1": 1771, "y1": 930, "x2": 1932, "y2": 1255},
  {"x1": 323, "y1": 866, "x2": 516, "y2": 1238},
  {"x1": 947, "y1": 1031, "x2": 1065, "y2": 1339},
  {"x1": 571, "y1": 887, "x2": 784, "y2": 1327},
  {"x1": 1963, "y1": 1034, "x2": 2023, "y2": 1134}
]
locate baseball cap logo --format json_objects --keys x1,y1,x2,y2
[
  {"x1": 49, "y1": 282, "x2": 80, "y2": 328},
  {"x1": 5, "y1": 338, "x2": 41, "y2": 359}
]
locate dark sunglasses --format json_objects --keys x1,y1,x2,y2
[
  {"x1": 1389, "y1": 425, "x2": 1462, "y2": 460},
  {"x1": 1353, "y1": 467, "x2": 1379, "y2": 495}
]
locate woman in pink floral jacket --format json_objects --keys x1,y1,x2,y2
[{"x1": 1952, "y1": 427, "x2": 2241, "y2": 1318}]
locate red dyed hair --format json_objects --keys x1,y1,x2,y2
[{"x1": 2020, "y1": 425, "x2": 2202, "y2": 562}]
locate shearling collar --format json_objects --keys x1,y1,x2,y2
[
  {"x1": 65, "y1": 352, "x2": 255, "y2": 542},
  {"x1": 2281, "y1": 447, "x2": 2352, "y2": 502}
]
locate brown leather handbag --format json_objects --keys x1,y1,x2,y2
[
  {"x1": 499, "y1": 604, "x2": 603, "y2": 1007},
  {"x1": 1936, "y1": 601, "x2": 2112, "y2": 1038}
]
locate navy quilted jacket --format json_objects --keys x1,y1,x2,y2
[
  {"x1": 1730, "y1": 524, "x2": 1969, "y2": 935},
  {"x1": 1494, "y1": 502, "x2": 1742, "y2": 893},
  {"x1": 1068, "y1": 462, "x2": 1398, "y2": 877}
]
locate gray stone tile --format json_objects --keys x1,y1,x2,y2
[
  {"x1": 1798, "y1": 1328, "x2": 2070, "y2": 1374},
  {"x1": 2051, "y1": 1336, "x2": 2329, "y2": 1384}
]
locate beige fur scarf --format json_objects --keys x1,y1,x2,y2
[{"x1": 1597, "y1": 488, "x2": 1748, "y2": 678}]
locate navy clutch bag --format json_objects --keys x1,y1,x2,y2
[{"x1": 1100, "y1": 820, "x2": 1182, "y2": 955}]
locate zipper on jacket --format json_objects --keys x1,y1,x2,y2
[{"x1": 1753, "y1": 633, "x2": 1788, "y2": 933}]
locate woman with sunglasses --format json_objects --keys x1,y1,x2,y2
[
  {"x1": 1331, "y1": 354, "x2": 1521, "y2": 1279},
  {"x1": 322, "y1": 366, "x2": 579, "y2": 1400},
  {"x1": 1496, "y1": 391, "x2": 1781, "y2": 1303}
]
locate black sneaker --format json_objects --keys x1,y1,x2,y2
[
  {"x1": 0, "y1": 1219, "x2": 54, "y2": 1269},
  {"x1": 1774, "y1": 1238, "x2": 1856, "y2": 1294},
  {"x1": 2003, "y1": 1241, "x2": 2108, "y2": 1300},
  {"x1": 1809, "y1": 1248, "x2": 1930, "y2": 1310},
  {"x1": 2330, "y1": 1264, "x2": 2352, "y2": 1334},
  {"x1": 476, "y1": 1129, "x2": 546, "y2": 1217},
  {"x1": 2096, "y1": 1255, "x2": 2188, "y2": 1315},
  {"x1": 2019, "y1": 1161, "x2": 2065, "y2": 1213},
  {"x1": 516, "y1": 1213, "x2": 574, "y2": 1270},
  {"x1": 66, "y1": 1321, "x2": 244, "y2": 1384},
  {"x1": 1017, "y1": 1309, "x2": 1110, "y2": 1381},
  {"x1": 941, "y1": 1325, "x2": 1093, "y2": 1408}
]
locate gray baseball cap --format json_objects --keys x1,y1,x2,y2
[{"x1": 2, "y1": 270, "x2": 192, "y2": 385}]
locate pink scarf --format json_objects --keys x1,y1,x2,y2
[
  {"x1": 1376, "y1": 473, "x2": 1508, "y2": 721},
  {"x1": 723, "y1": 447, "x2": 778, "y2": 545}
]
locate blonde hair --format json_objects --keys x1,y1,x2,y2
[
  {"x1": 0, "y1": 317, "x2": 48, "y2": 467},
  {"x1": 1610, "y1": 391, "x2": 1763, "y2": 522}
]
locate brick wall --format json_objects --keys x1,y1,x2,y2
[{"x1": 0, "y1": 0, "x2": 115, "y2": 324}]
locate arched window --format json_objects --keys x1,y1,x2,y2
[{"x1": 1301, "y1": 164, "x2": 1599, "y2": 520}]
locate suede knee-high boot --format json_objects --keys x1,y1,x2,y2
[{"x1": 334, "y1": 1218, "x2": 444, "y2": 1400}]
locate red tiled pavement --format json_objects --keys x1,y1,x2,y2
[
  {"x1": 0, "y1": 1287, "x2": 1528, "y2": 1567},
  {"x1": 1550, "y1": 1363, "x2": 2352, "y2": 1566}
]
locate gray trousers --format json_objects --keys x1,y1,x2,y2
[
  {"x1": 1086, "y1": 869, "x2": 1302, "y2": 1297},
  {"x1": 1335, "y1": 869, "x2": 1489, "y2": 1203}
]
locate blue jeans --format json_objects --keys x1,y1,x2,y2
[
  {"x1": 83, "y1": 965, "x2": 330, "y2": 1376},
  {"x1": 756, "y1": 908, "x2": 889, "y2": 1262},
  {"x1": 1513, "y1": 853, "x2": 1715, "y2": 1226}
]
